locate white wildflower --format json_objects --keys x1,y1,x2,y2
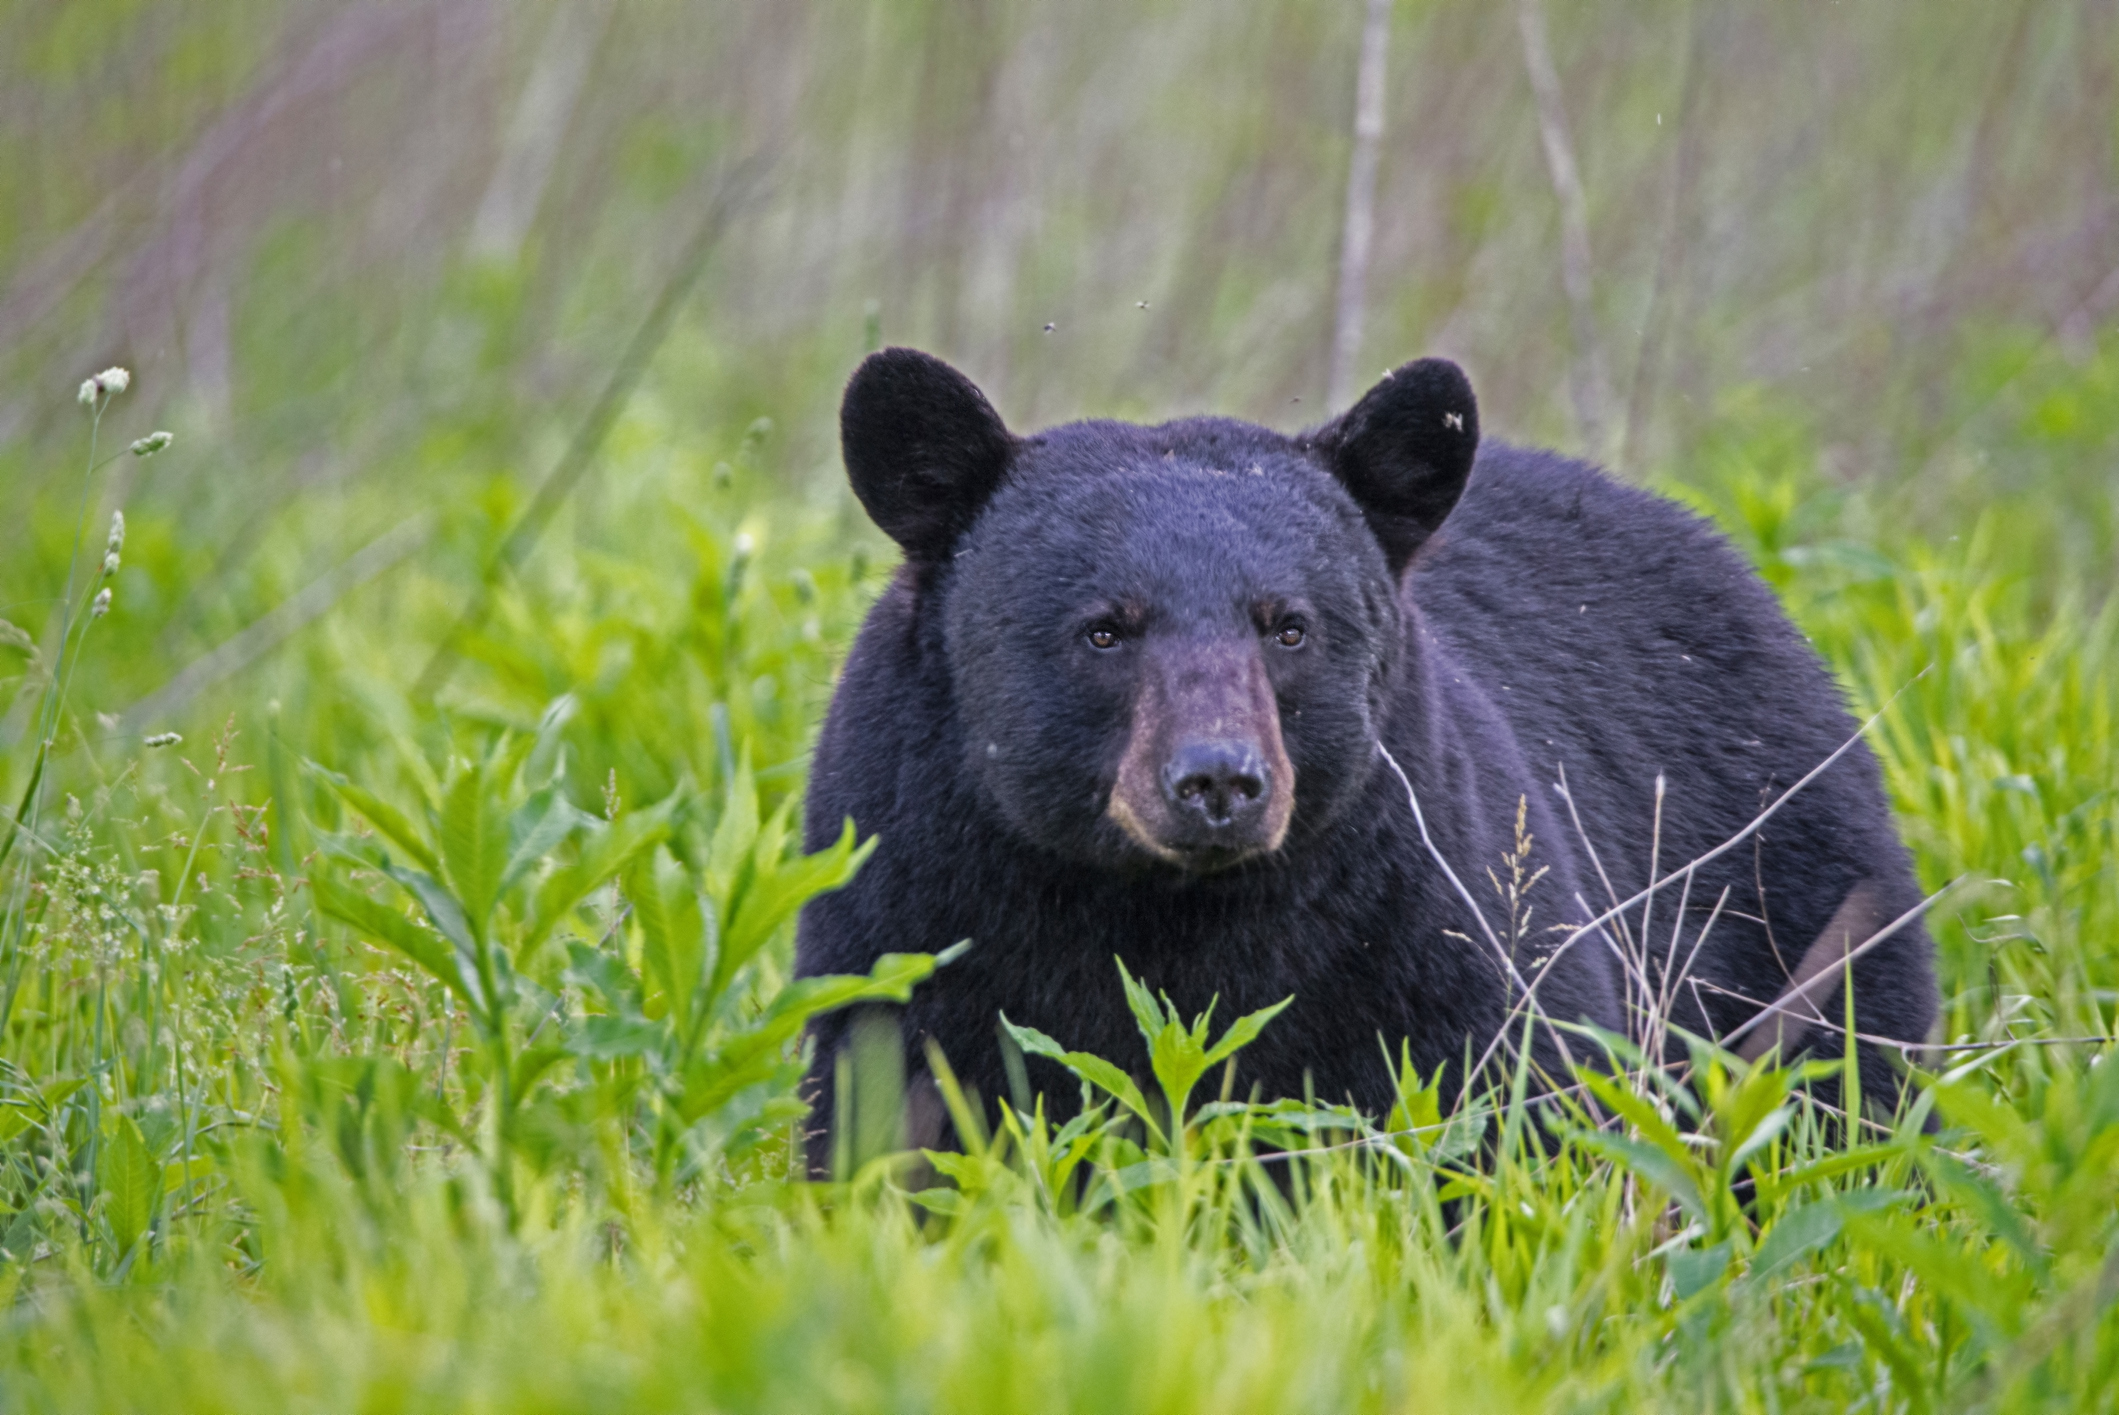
[
  {"x1": 102, "y1": 552, "x2": 120, "y2": 576},
  {"x1": 130, "y1": 431, "x2": 173, "y2": 457},
  {"x1": 76, "y1": 367, "x2": 132, "y2": 408},
  {"x1": 107, "y1": 510, "x2": 125, "y2": 553},
  {"x1": 144, "y1": 732, "x2": 182, "y2": 748},
  {"x1": 90, "y1": 588, "x2": 112, "y2": 618}
]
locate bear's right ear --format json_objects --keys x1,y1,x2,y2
[
  {"x1": 1313, "y1": 358, "x2": 1479, "y2": 575},
  {"x1": 841, "y1": 348, "x2": 1014, "y2": 565}
]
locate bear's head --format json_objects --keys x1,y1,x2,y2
[{"x1": 841, "y1": 348, "x2": 1478, "y2": 874}]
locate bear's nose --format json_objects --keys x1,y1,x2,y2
[{"x1": 1161, "y1": 741, "x2": 1270, "y2": 827}]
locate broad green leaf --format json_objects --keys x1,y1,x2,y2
[
  {"x1": 374, "y1": 859, "x2": 491, "y2": 1017},
  {"x1": 564, "y1": 940, "x2": 644, "y2": 1013},
  {"x1": 511, "y1": 1045, "x2": 575, "y2": 1097},
  {"x1": 921, "y1": 1151, "x2": 991, "y2": 1187},
  {"x1": 1104, "y1": 1157, "x2": 1182, "y2": 1196},
  {"x1": 306, "y1": 761, "x2": 441, "y2": 875},
  {"x1": 1002, "y1": 1015, "x2": 1163, "y2": 1144},
  {"x1": 313, "y1": 876, "x2": 480, "y2": 1011},
  {"x1": 679, "y1": 952, "x2": 947, "y2": 1121},
  {"x1": 1059, "y1": 1054, "x2": 1163, "y2": 1144},
  {"x1": 1050, "y1": 1101, "x2": 1115, "y2": 1153},
  {"x1": 1385, "y1": 1040, "x2": 1445, "y2": 1144},
  {"x1": 572, "y1": 1017, "x2": 667, "y2": 1062},
  {"x1": 1755, "y1": 1144, "x2": 1906, "y2": 1203},
  {"x1": 754, "y1": 796, "x2": 794, "y2": 886},
  {"x1": 1117, "y1": 958, "x2": 1173, "y2": 1043},
  {"x1": 1429, "y1": 1108, "x2": 1489, "y2": 1166},
  {"x1": 706, "y1": 750, "x2": 760, "y2": 902},
  {"x1": 439, "y1": 761, "x2": 509, "y2": 936},
  {"x1": 162, "y1": 1155, "x2": 214, "y2": 1194},
  {"x1": 716, "y1": 818, "x2": 874, "y2": 1000},
  {"x1": 1727, "y1": 1105, "x2": 1792, "y2": 1173},
  {"x1": 754, "y1": 951, "x2": 938, "y2": 1031},
  {"x1": 502, "y1": 782, "x2": 590, "y2": 896},
  {"x1": 1201, "y1": 995, "x2": 1294, "y2": 1069},
  {"x1": 100, "y1": 1114, "x2": 157, "y2": 1260},
  {"x1": 1668, "y1": 1240, "x2": 1731, "y2": 1299},
  {"x1": 678, "y1": 1051, "x2": 796, "y2": 1123},
  {"x1": 1575, "y1": 1129, "x2": 1706, "y2": 1219},
  {"x1": 1000, "y1": 1019, "x2": 1075, "y2": 1064},
  {"x1": 37, "y1": 1077, "x2": 90, "y2": 1115},
  {"x1": 376, "y1": 860, "x2": 477, "y2": 959},
  {"x1": 908, "y1": 1187, "x2": 965, "y2": 1216},
  {"x1": 1745, "y1": 1200, "x2": 1844, "y2": 1286},
  {"x1": 629, "y1": 847, "x2": 706, "y2": 1012},
  {"x1": 1147, "y1": 1018, "x2": 1206, "y2": 1124},
  {"x1": 1579, "y1": 1070, "x2": 1704, "y2": 1183},
  {"x1": 1712, "y1": 1050, "x2": 1797, "y2": 1169},
  {"x1": 526, "y1": 798, "x2": 674, "y2": 951}
]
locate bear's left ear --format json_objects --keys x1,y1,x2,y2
[
  {"x1": 1313, "y1": 358, "x2": 1479, "y2": 575},
  {"x1": 841, "y1": 347, "x2": 1015, "y2": 566}
]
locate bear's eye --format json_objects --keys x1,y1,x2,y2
[
  {"x1": 1086, "y1": 626, "x2": 1122, "y2": 651},
  {"x1": 1274, "y1": 622, "x2": 1306, "y2": 649}
]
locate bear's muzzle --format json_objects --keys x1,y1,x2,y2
[{"x1": 1107, "y1": 639, "x2": 1294, "y2": 870}]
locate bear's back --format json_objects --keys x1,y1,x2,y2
[
  {"x1": 1412, "y1": 443, "x2": 1795, "y2": 682},
  {"x1": 1409, "y1": 442, "x2": 1849, "y2": 765},
  {"x1": 1405, "y1": 440, "x2": 1915, "y2": 967}
]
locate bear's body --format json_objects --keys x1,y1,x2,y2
[{"x1": 795, "y1": 351, "x2": 1935, "y2": 1165}]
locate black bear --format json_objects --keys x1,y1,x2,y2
[{"x1": 795, "y1": 347, "x2": 1936, "y2": 1170}]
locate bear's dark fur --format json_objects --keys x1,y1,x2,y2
[{"x1": 795, "y1": 348, "x2": 1937, "y2": 1170}]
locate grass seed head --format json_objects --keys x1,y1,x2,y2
[
  {"x1": 144, "y1": 732, "x2": 182, "y2": 748},
  {"x1": 130, "y1": 431, "x2": 173, "y2": 457},
  {"x1": 91, "y1": 587, "x2": 112, "y2": 618}
]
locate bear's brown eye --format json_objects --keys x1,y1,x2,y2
[
  {"x1": 1087, "y1": 627, "x2": 1121, "y2": 650},
  {"x1": 1275, "y1": 623, "x2": 1306, "y2": 648}
]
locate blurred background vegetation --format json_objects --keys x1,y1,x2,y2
[
  {"x1": 6, "y1": 1, "x2": 2117, "y2": 665},
  {"x1": 2, "y1": 3, "x2": 2118, "y2": 1408}
]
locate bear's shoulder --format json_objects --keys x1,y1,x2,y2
[{"x1": 1423, "y1": 441, "x2": 1768, "y2": 608}]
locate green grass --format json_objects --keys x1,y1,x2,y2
[{"x1": 1, "y1": 336, "x2": 2116, "y2": 1413}]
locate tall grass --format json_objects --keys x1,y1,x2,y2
[{"x1": 0, "y1": 328, "x2": 2114, "y2": 1409}]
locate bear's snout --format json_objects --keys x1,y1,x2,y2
[{"x1": 1106, "y1": 640, "x2": 1295, "y2": 870}]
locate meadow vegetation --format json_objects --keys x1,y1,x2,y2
[
  {"x1": 0, "y1": 331, "x2": 2112, "y2": 1411},
  {"x1": 4, "y1": 3, "x2": 2118, "y2": 1409}
]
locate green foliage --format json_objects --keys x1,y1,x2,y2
[
  {"x1": 1003, "y1": 959, "x2": 1293, "y2": 1155},
  {"x1": 0, "y1": 334, "x2": 2115, "y2": 1409},
  {"x1": 306, "y1": 727, "x2": 915, "y2": 1209}
]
